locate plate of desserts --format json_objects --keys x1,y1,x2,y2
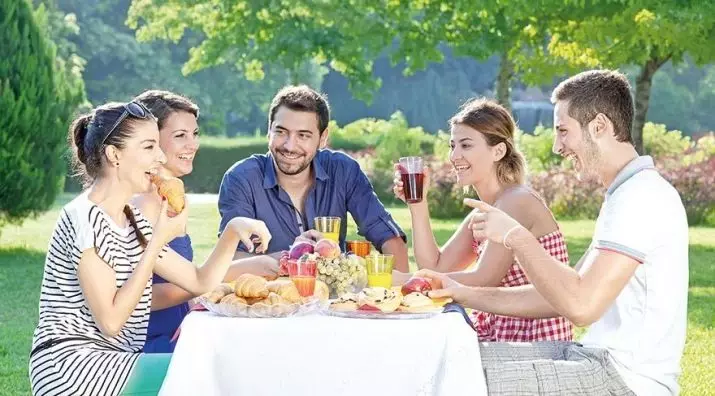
[{"x1": 326, "y1": 277, "x2": 452, "y2": 320}]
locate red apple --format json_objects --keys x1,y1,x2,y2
[{"x1": 401, "y1": 277, "x2": 432, "y2": 296}]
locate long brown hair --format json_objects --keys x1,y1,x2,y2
[{"x1": 449, "y1": 98, "x2": 526, "y2": 185}]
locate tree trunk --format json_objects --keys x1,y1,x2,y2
[
  {"x1": 496, "y1": 53, "x2": 514, "y2": 113},
  {"x1": 633, "y1": 54, "x2": 670, "y2": 154}
]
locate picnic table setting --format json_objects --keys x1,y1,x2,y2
[{"x1": 159, "y1": 225, "x2": 489, "y2": 396}]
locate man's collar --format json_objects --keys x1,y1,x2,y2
[
  {"x1": 606, "y1": 155, "x2": 655, "y2": 196},
  {"x1": 263, "y1": 150, "x2": 329, "y2": 189}
]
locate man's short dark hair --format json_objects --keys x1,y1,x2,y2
[
  {"x1": 268, "y1": 85, "x2": 330, "y2": 134},
  {"x1": 551, "y1": 69, "x2": 634, "y2": 144}
]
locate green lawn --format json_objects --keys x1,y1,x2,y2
[{"x1": 1, "y1": 194, "x2": 713, "y2": 395}]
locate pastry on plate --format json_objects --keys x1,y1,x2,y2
[
  {"x1": 330, "y1": 292, "x2": 360, "y2": 311},
  {"x1": 203, "y1": 283, "x2": 234, "y2": 303},
  {"x1": 233, "y1": 274, "x2": 269, "y2": 298},
  {"x1": 357, "y1": 287, "x2": 402, "y2": 313},
  {"x1": 267, "y1": 279, "x2": 302, "y2": 303},
  {"x1": 220, "y1": 294, "x2": 247, "y2": 305},
  {"x1": 397, "y1": 292, "x2": 451, "y2": 313}
]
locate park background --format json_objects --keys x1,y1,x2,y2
[{"x1": 1, "y1": 0, "x2": 713, "y2": 394}]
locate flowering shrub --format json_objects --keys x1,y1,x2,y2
[
  {"x1": 426, "y1": 162, "x2": 474, "y2": 219},
  {"x1": 346, "y1": 117, "x2": 712, "y2": 225},
  {"x1": 658, "y1": 157, "x2": 715, "y2": 226}
]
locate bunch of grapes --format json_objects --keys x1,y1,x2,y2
[{"x1": 316, "y1": 254, "x2": 367, "y2": 297}]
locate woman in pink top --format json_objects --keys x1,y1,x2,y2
[{"x1": 393, "y1": 98, "x2": 572, "y2": 342}]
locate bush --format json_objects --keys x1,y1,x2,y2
[
  {"x1": 659, "y1": 157, "x2": 715, "y2": 227},
  {"x1": 426, "y1": 162, "x2": 474, "y2": 219},
  {"x1": 515, "y1": 125, "x2": 562, "y2": 173},
  {"x1": 0, "y1": 0, "x2": 74, "y2": 227},
  {"x1": 643, "y1": 123, "x2": 692, "y2": 159},
  {"x1": 338, "y1": 112, "x2": 440, "y2": 205},
  {"x1": 528, "y1": 169, "x2": 605, "y2": 220},
  {"x1": 182, "y1": 141, "x2": 268, "y2": 193}
]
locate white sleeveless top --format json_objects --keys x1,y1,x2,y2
[{"x1": 29, "y1": 192, "x2": 164, "y2": 396}]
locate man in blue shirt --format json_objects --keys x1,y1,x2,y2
[{"x1": 218, "y1": 85, "x2": 409, "y2": 273}]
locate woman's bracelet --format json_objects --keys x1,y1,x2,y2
[{"x1": 502, "y1": 225, "x2": 522, "y2": 250}]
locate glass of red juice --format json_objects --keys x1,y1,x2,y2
[
  {"x1": 287, "y1": 258, "x2": 317, "y2": 297},
  {"x1": 398, "y1": 156, "x2": 424, "y2": 204}
]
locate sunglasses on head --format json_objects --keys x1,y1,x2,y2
[{"x1": 100, "y1": 101, "x2": 152, "y2": 145}]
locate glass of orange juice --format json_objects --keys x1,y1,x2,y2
[
  {"x1": 365, "y1": 254, "x2": 394, "y2": 288},
  {"x1": 346, "y1": 240, "x2": 371, "y2": 257},
  {"x1": 287, "y1": 258, "x2": 317, "y2": 297},
  {"x1": 314, "y1": 216, "x2": 341, "y2": 242}
]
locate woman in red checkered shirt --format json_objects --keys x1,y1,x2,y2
[{"x1": 393, "y1": 98, "x2": 572, "y2": 342}]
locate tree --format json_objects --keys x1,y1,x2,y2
[
  {"x1": 0, "y1": 0, "x2": 73, "y2": 227},
  {"x1": 547, "y1": 1, "x2": 715, "y2": 153},
  {"x1": 58, "y1": 0, "x2": 323, "y2": 136},
  {"x1": 128, "y1": 1, "x2": 631, "y2": 112},
  {"x1": 33, "y1": 0, "x2": 90, "y2": 114}
]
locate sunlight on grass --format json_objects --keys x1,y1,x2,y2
[{"x1": 1, "y1": 195, "x2": 712, "y2": 395}]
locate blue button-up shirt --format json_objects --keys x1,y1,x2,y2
[{"x1": 217, "y1": 149, "x2": 406, "y2": 253}]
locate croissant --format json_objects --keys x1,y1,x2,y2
[
  {"x1": 233, "y1": 274, "x2": 269, "y2": 298},
  {"x1": 150, "y1": 174, "x2": 185, "y2": 213},
  {"x1": 259, "y1": 292, "x2": 287, "y2": 306},
  {"x1": 204, "y1": 283, "x2": 233, "y2": 303},
  {"x1": 267, "y1": 279, "x2": 302, "y2": 303},
  {"x1": 220, "y1": 294, "x2": 247, "y2": 305}
]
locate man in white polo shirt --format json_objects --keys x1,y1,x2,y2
[{"x1": 419, "y1": 69, "x2": 689, "y2": 395}]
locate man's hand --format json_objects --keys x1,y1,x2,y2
[
  {"x1": 292, "y1": 229, "x2": 323, "y2": 246},
  {"x1": 464, "y1": 199, "x2": 524, "y2": 247},
  {"x1": 412, "y1": 269, "x2": 471, "y2": 304}
]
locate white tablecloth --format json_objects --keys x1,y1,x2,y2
[{"x1": 159, "y1": 311, "x2": 487, "y2": 396}]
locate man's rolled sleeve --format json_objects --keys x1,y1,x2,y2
[
  {"x1": 217, "y1": 169, "x2": 255, "y2": 251},
  {"x1": 594, "y1": 193, "x2": 658, "y2": 263},
  {"x1": 345, "y1": 163, "x2": 406, "y2": 250}
]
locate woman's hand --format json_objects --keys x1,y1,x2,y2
[
  {"x1": 225, "y1": 217, "x2": 272, "y2": 254},
  {"x1": 393, "y1": 164, "x2": 430, "y2": 204},
  {"x1": 153, "y1": 198, "x2": 189, "y2": 245}
]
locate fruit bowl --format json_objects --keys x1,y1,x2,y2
[{"x1": 280, "y1": 238, "x2": 368, "y2": 298}]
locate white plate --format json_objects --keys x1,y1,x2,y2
[{"x1": 197, "y1": 296, "x2": 324, "y2": 318}]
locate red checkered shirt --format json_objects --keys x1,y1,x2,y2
[{"x1": 470, "y1": 230, "x2": 574, "y2": 342}]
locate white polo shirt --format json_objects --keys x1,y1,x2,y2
[{"x1": 580, "y1": 156, "x2": 689, "y2": 396}]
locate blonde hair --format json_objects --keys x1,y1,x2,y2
[{"x1": 449, "y1": 98, "x2": 526, "y2": 185}]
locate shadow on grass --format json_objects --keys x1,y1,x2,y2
[{"x1": 0, "y1": 247, "x2": 45, "y2": 396}]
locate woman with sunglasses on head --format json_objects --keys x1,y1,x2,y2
[
  {"x1": 29, "y1": 101, "x2": 271, "y2": 396},
  {"x1": 131, "y1": 90, "x2": 280, "y2": 354},
  {"x1": 393, "y1": 98, "x2": 572, "y2": 342}
]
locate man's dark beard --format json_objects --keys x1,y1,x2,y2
[{"x1": 274, "y1": 150, "x2": 312, "y2": 176}]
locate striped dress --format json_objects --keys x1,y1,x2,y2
[{"x1": 29, "y1": 192, "x2": 164, "y2": 396}]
